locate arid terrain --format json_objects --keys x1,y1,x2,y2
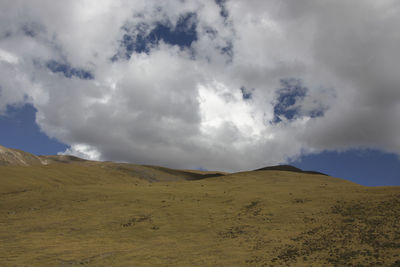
[{"x1": 1, "y1": 145, "x2": 399, "y2": 266}]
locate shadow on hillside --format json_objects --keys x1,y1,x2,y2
[{"x1": 254, "y1": 165, "x2": 328, "y2": 176}]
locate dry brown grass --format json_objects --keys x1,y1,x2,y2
[{"x1": 1, "y1": 162, "x2": 399, "y2": 266}]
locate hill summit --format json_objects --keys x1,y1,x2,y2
[
  {"x1": 0, "y1": 145, "x2": 45, "y2": 166},
  {"x1": 255, "y1": 164, "x2": 328, "y2": 175}
]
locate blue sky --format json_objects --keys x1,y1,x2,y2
[
  {"x1": 0, "y1": 104, "x2": 67, "y2": 155},
  {"x1": 290, "y1": 150, "x2": 400, "y2": 187},
  {"x1": 0, "y1": 1, "x2": 399, "y2": 185}
]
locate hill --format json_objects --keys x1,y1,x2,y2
[
  {"x1": 0, "y1": 145, "x2": 399, "y2": 266},
  {"x1": 0, "y1": 145, "x2": 45, "y2": 166},
  {"x1": 0, "y1": 145, "x2": 224, "y2": 183},
  {"x1": 254, "y1": 164, "x2": 328, "y2": 175}
]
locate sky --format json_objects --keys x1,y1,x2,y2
[{"x1": 0, "y1": 0, "x2": 399, "y2": 186}]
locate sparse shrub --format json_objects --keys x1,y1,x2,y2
[
  {"x1": 121, "y1": 214, "x2": 152, "y2": 227},
  {"x1": 218, "y1": 225, "x2": 247, "y2": 239},
  {"x1": 271, "y1": 195, "x2": 400, "y2": 265},
  {"x1": 245, "y1": 200, "x2": 260, "y2": 210}
]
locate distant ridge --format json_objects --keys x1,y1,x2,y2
[
  {"x1": 254, "y1": 164, "x2": 328, "y2": 176},
  {"x1": 0, "y1": 144, "x2": 92, "y2": 166},
  {"x1": 39, "y1": 155, "x2": 87, "y2": 164},
  {"x1": 0, "y1": 145, "x2": 45, "y2": 166},
  {"x1": 0, "y1": 144, "x2": 327, "y2": 177},
  {"x1": 0, "y1": 144, "x2": 226, "y2": 182}
]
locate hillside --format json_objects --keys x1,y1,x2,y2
[
  {"x1": 0, "y1": 145, "x2": 45, "y2": 166},
  {"x1": 0, "y1": 146, "x2": 224, "y2": 184},
  {"x1": 0, "y1": 146, "x2": 399, "y2": 266}
]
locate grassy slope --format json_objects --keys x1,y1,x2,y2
[{"x1": 1, "y1": 163, "x2": 399, "y2": 266}]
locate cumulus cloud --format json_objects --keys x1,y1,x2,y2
[{"x1": 0, "y1": 0, "x2": 399, "y2": 171}]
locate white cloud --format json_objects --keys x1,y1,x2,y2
[
  {"x1": 59, "y1": 144, "x2": 100, "y2": 161},
  {"x1": 0, "y1": 0, "x2": 400, "y2": 171}
]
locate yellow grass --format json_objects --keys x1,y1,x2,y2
[{"x1": 1, "y1": 162, "x2": 399, "y2": 266}]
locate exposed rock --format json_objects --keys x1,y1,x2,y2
[{"x1": 0, "y1": 145, "x2": 43, "y2": 166}]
